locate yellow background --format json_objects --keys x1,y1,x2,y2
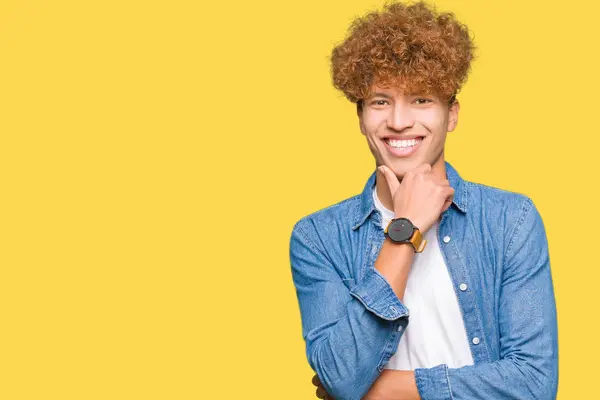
[{"x1": 0, "y1": 0, "x2": 596, "y2": 398}]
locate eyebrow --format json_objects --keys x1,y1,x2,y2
[{"x1": 369, "y1": 92, "x2": 394, "y2": 99}]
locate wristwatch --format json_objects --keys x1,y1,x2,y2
[{"x1": 384, "y1": 217, "x2": 427, "y2": 253}]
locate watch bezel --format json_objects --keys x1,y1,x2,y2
[{"x1": 384, "y1": 217, "x2": 416, "y2": 243}]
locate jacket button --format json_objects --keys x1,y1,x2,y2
[
  {"x1": 472, "y1": 337, "x2": 480, "y2": 345},
  {"x1": 459, "y1": 283, "x2": 468, "y2": 291},
  {"x1": 443, "y1": 236, "x2": 451, "y2": 243}
]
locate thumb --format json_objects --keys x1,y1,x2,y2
[
  {"x1": 442, "y1": 198, "x2": 452, "y2": 213},
  {"x1": 378, "y1": 165, "x2": 400, "y2": 195},
  {"x1": 441, "y1": 187, "x2": 455, "y2": 212}
]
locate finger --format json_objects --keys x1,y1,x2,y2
[
  {"x1": 441, "y1": 186, "x2": 455, "y2": 198},
  {"x1": 430, "y1": 176, "x2": 450, "y2": 186},
  {"x1": 312, "y1": 374, "x2": 321, "y2": 387},
  {"x1": 316, "y1": 386, "x2": 328, "y2": 399},
  {"x1": 441, "y1": 187, "x2": 455, "y2": 212},
  {"x1": 378, "y1": 165, "x2": 400, "y2": 195},
  {"x1": 442, "y1": 197, "x2": 452, "y2": 212},
  {"x1": 411, "y1": 163, "x2": 432, "y2": 176}
]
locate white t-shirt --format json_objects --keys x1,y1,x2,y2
[{"x1": 372, "y1": 187, "x2": 474, "y2": 370}]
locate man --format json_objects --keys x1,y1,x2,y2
[{"x1": 289, "y1": 1, "x2": 558, "y2": 399}]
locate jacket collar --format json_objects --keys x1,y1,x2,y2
[{"x1": 351, "y1": 161, "x2": 468, "y2": 231}]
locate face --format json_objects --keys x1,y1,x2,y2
[{"x1": 358, "y1": 84, "x2": 459, "y2": 178}]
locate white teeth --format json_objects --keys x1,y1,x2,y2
[{"x1": 386, "y1": 138, "x2": 422, "y2": 148}]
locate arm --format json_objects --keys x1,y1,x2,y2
[
  {"x1": 375, "y1": 238, "x2": 415, "y2": 302},
  {"x1": 313, "y1": 370, "x2": 420, "y2": 400},
  {"x1": 290, "y1": 219, "x2": 412, "y2": 400},
  {"x1": 385, "y1": 198, "x2": 557, "y2": 400},
  {"x1": 363, "y1": 370, "x2": 421, "y2": 400},
  {"x1": 293, "y1": 164, "x2": 455, "y2": 399}
]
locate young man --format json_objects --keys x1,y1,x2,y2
[{"x1": 289, "y1": 2, "x2": 558, "y2": 399}]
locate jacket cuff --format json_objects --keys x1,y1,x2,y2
[
  {"x1": 414, "y1": 364, "x2": 452, "y2": 400},
  {"x1": 348, "y1": 267, "x2": 409, "y2": 320}
]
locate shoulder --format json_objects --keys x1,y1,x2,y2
[
  {"x1": 291, "y1": 194, "x2": 361, "y2": 240},
  {"x1": 466, "y1": 180, "x2": 531, "y2": 209},
  {"x1": 464, "y1": 179, "x2": 545, "y2": 253},
  {"x1": 289, "y1": 194, "x2": 361, "y2": 278},
  {"x1": 466, "y1": 179, "x2": 535, "y2": 221}
]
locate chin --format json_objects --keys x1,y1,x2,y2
[{"x1": 388, "y1": 158, "x2": 421, "y2": 174}]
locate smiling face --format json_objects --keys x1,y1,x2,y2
[{"x1": 358, "y1": 84, "x2": 460, "y2": 179}]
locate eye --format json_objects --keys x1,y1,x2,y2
[
  {"x1": 414, "y1": 98, "x2": 432, "y2": 105},
  {"x1": 370, "y1": 99, "x2": 390, "y2": 107}
]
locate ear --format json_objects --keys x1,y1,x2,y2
[
  {"x1": 357, "y1": 101, "x2": 366, "y2": 135},
  {"x1": 447, "y1": 99, "x2": 460, "y2": 132}
]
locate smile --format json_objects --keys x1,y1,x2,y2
[{"x1": 383, "y1": 137, "x2": 423, "y2": 157}]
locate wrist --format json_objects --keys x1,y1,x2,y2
[
  {"x1": 393, "y1": 214, "x2": 422, "y2": 229},
  {"x1": 384, "y1": 217, "x2": 427, "y2": 253}
]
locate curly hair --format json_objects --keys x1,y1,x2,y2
[{"x1": 330, "y1": 1, "x2": 475, "y2": 104}]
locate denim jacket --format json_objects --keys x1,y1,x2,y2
[{"x1": 289, "y1": 161, "x2": 558, "y2": 400}]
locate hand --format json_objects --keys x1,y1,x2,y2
[
  {"x1": 312, "y1": 374, "x2": 335, "y2": 399},
  {"x1": 362, "y1": 370, "x2": 421, "y2": 400},
  {"x1": 378, "y1": 163, "x2": 454, "y2": 234}
]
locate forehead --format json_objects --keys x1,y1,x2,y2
[{"x1": 367, "y1": 84, "x2": 441, "y2": 100}]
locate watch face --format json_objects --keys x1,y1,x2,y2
[{"x1": 387, "y1": 218, "x2": 414, "y2": 242}]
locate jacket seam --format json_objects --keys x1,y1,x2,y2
[
  {"x1": 294, "y1": 222, "x2": 321, "y2": 255},
  {"x1": 294, "y1": 220, "x2": 336, "y2": 267},
  {"x1": 445, "y1": 364, "x2": 454, "y2": 400},
  {"x1": 465, "y1": 180, "x2": 524, "y2": 196},
  {"x1": 359, "y1": 221, "x2": 378, "y2": 281},
  {"x1": 301, "y1": 196, "x2": 360, "y2": 221},
  {"x1": 376, "y1": 324, "x2": 399, "y2": 372},
  {"x1": 504, "y1": 197, "x2": 533, "y2": 260},
  {"x1": 349, "y1": 288, "x2": 408, "y2": 321}
]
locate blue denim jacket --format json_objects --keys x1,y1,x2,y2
[{"x1": 289, "y1": 162, "x2": 558, "y2": 400}]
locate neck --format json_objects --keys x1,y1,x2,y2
[{"x1": 375, "y1": 156, "x2": 447, "y2": 213}]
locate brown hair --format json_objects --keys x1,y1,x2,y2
[{"x1": 330, "y1": 1, "x2": 475, "y2": 105}]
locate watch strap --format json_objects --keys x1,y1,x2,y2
[{"x1": 409, "y1": 228, "x2": 427, "y2": 253}]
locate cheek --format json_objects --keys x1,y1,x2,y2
[
  {"x1": 362, "y1": 111, "x2": 388, "y2": 133},
  {"x1": 419, "y1": 111, "x2": 448, "y2": 134}
]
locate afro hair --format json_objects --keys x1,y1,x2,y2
[{"x1": 331, "y1": 1, "x2": 476, "y2": 104}]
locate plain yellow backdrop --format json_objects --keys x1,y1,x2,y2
[{"x1": 0, "y1": 0, "x2": 597, "y2": 398}]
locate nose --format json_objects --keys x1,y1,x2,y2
[{"x1": 387, "y1": 103, "x2": 415, "y2": 131}]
